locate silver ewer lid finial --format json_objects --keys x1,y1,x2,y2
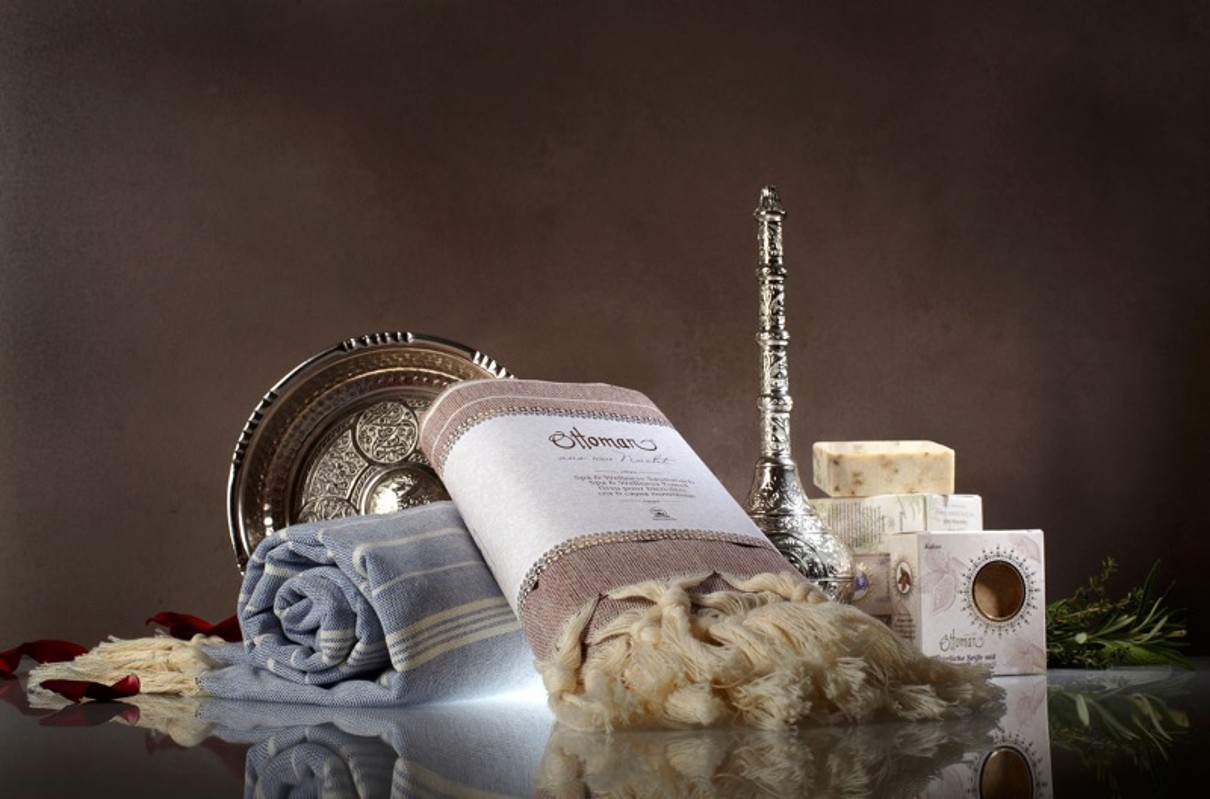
[
  {"x1": 743, "y1": 185, "x2": 854, "y2": 602},
  {"x1": 756, "y1": 185, "x2": 785, "y2": 216}
]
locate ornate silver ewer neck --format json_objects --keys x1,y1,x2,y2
[{"x1": 743, "y1": 186, "x2": 854, "y2": 602}]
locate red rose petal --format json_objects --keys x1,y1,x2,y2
[
  {"x1": 38, "y1": 674, "x2": 141, "y2": 703},
  {"x1": 146, "y1": 612, "x2": 242, "y2": 643},
  {"x1": 0, "y1": 640, "x2": 88, "y2": 678},
  {"x1": 41, "y1": 701, "x2": 141, "y2": 727}
]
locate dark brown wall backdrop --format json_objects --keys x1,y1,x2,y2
[{"x1": 2, "y1": 2, "x2": 1206, "y2": 652}]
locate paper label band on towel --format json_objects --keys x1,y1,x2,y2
[{"x1": 441, "y1": 413, "x2": 770, "y2": 613}]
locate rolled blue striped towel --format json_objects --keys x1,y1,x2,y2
[
  {"x1": 29, "y1": 501, "x2": 541, "y2": 705},
  {"x1": 82, "y1": 693, "x2": 554, "y2": 796},
  {"x1": 203, "y1": 698, "x2": 551, "y2": 797},
  {"x1": 237, "y1": 500, "x2": 525, "y2": 685}
]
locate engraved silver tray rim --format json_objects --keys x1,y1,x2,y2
[{"x1": 226, "y1": 331, "x2": 511, "y2": 573}]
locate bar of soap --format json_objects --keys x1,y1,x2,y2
[{"x1": 812, "y1": 440, "x2": 955, "y2": 497}]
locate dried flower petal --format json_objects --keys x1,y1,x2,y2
[
  {"x1": 146, "y1": 612, "x2": 242, "y2": 643},
  {"x1": 40, "y1": 701, "x2": 140, "y2": 727},
  {"x1": 38, "y1": 674, "x2": 141, "y2": 703},
  {"x1": 0, "y1": 640, "x2": 88, "y2": 678}
]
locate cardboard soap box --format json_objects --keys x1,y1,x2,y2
[
  {"x1": 919, "y1": 675, "x2": 1053, "y2": 797},
  {"x1": 880, "y1": 530, "x2": 1047, "y2": 675},
  {"x1": 808, "y1": 493, "x2": 983, "y2": 552},
  {"x1": 808, "y1": 493, "x2": 984, "y2": 620}
]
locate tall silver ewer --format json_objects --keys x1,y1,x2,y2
[{"x1": 743, "y1": 186, "x2": 854, "y2": 602}]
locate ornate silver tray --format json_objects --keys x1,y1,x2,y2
[{"x1": 226, "y1": 332, "x2": 511, "y2": 572}]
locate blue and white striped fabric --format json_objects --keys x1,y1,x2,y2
[
  {"x1": 192, "y1": 698, "x2": 553, "y2": 798},
  {"x1": 198, "y1": 501, "x2": 539, "y2": 705}
]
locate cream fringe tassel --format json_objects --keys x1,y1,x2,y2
[
  {"x1": 27, "y1": 634, "x2": 222, "y2": 698},
  {"x1": 537, "y1": 714, "x2": 998, "y2": 797},
  {"x1": 537, "y1": 572, "x2": 1002, "y2": 731},
  {"x1": 25, "y1": 685, "x2": 212, "y2": 746}
]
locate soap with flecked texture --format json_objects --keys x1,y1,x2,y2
[{"x1": 812, "y1": 440, "x2": 955, "y2": 498}]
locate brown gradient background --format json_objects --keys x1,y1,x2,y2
[{"x1": 1, "y1": 2, "x2": 1206, "y2": 654}]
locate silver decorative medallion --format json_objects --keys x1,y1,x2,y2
[{"x1": 227, "y1": 331, "x2": 510, "y2": 572}]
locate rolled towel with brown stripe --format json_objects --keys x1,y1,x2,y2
[{"x1": 419, "y1": 378, "x2": 1000, "y2": 731}]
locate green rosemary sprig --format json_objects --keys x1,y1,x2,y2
[
  {"x1": 1046, "y1": 558, "x2": 1191, "y2": 669},
  {"x1": 1048, "y1": 677, "x2": 1192, "y2": 795}
]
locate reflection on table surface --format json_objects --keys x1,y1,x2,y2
[{"x1": 1, "y1": 661, "x2": 1202, "y2": 797}]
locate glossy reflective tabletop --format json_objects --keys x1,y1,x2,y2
[{"x1": 2, "y1": 661, "x2": 1203, "y2": 797}]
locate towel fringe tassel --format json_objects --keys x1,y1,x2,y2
[
  {"x1": 537, "y1": 572, "x2": 1002, "y2": 731},
  {"x1": 27, "y1": 634, "x2": 220, "y2": 697}
]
